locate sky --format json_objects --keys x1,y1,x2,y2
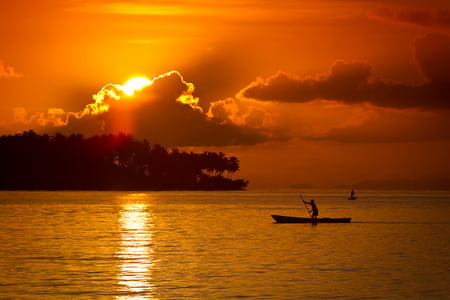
[{"x1": 1, "y1": 0, "x2": 450, "y2": 190}]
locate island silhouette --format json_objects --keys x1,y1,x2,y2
[{"x1": 0, "y1": 131, "x2": 248, "y2": 190}]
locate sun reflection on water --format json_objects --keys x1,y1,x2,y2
[{"x1": 117, "y1": 197, "x2": 156, "y2": 299}]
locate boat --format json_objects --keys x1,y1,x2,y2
[
  {"x1": 271, "y1": 215, "x2": 351, "y2": 223},
  {"x1": 348, "y1": 189, "x2": 357, "y2": 200}
]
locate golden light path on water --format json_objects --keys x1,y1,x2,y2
[{"x1": 116, "y1": 194, "x2": 156, "y2": 299}]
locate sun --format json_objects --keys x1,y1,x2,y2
[{"x1": 121, "y1": 77, "x2": 152, "y2": 96}]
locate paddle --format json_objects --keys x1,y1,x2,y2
[{"x1": 299, "y1": 194, "x2": 312, "y2": 217}]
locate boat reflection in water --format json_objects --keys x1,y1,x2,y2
[{"x1": 116, "y1": 197, "x2": 156, "y2": 299}]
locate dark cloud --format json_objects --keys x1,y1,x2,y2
[
  {"x1": 25, "y1": 71, "x2": 280, "y2": 147},
  {"x1": 241, "y1": 33, "x2": 450, "y2": 110},
  {"x1": 414, "y1": 32, "x2": 450, "y2": 84},
  {"x1": 367, "y1": 7, "x2": 450, "y2": 28},
  {"x1": 5, "y1": 33, "x2": 450, "y2": 146}
]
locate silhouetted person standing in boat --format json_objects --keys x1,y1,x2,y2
[{"x1": 304, "y1": 199, "x2": 318, "y2": 223}]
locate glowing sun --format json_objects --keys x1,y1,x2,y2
[{"x1": 121, "y1": 77, "x2": 152, "y2": 96}]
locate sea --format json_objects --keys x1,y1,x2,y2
[{"x1": 0, "y1": 190, "x2": 449, "y2": 299}]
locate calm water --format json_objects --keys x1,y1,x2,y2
[{"x1": 0, "y1": 190, "x2": 449, "y2": 299}]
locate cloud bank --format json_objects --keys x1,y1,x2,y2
[
  {"x1": 3, "y1": 32, "x2": 450, "y2": 145},
  {"x1": 207, "y1": 32, "x2": 450, "y2": 143},
  {"x1": 6, "y1": 71, "x2": 278, "y2": 146},
  {"x1": 240, "y1": 33, "x2": 450, "y2": 110},
  {"x1": 367, "y1": 7, "x2": 450, "y2": 29}
]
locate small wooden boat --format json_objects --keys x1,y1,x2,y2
[{"x1": 271, "y1": 214, "x2": 351, "y2": 223}]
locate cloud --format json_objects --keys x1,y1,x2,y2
[
  {"x1": 4, "y1": 33, "x2": 450, "y2": 146},
  {"x1": 414, "y1": 32, "x2": 450, "y2": 85},
  {"x1": 0, "y1": 60, "x2": 23, "y2": 79},
  {"x1": 4, "y1": 71, "x2": 278, "y2": 146},
  {"x1": 241, "y1": 61, "x2": 373, "y2": 104},
  {"x1": 208, "y1": 97, "x2": 272, "y2": 128},
  {"x1": 367, "y1": 6, "x2": 450, "y2": 29},
  {"x1": 205, "y1": 32, "x2": 450, "y2": 143},
  {"x1": 107, "y1": 72, "x2": 275, "y2": 146},
  {"x1": 240, "y1": 33, "x2": 450, "y2": 110}
]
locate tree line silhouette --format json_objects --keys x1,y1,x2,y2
[{"x1": 0, "y1": 131, "x2": 249, "y2": 190}]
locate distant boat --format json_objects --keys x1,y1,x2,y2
[
  {"x1": 271, "y1": 215, "x2": 351, "y2": 223},
  {"x1": 348, "y1": 189, "x2": 357, "y2": 200}
]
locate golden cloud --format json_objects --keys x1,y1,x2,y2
[{"x1": 0, "y1": 60, "x2": 23, "y2": 79}]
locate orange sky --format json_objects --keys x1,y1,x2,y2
[{"x1": 1, "y1": 0, "x2": 450, "y2": 189}]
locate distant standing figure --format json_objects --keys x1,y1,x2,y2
[{"x1": 304, "y1": 199, "x2": 318, "y2": 222}]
